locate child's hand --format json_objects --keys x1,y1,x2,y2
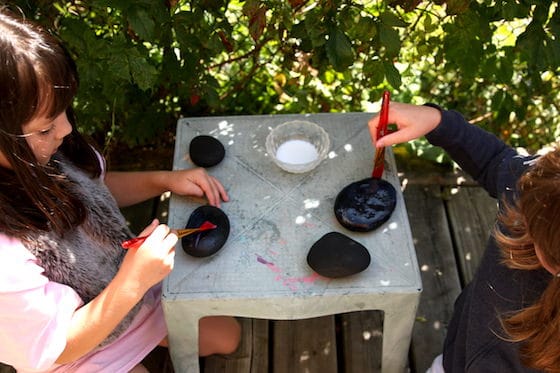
[
  {"x1": 165, "y1": 168, "x2": 229, "y2": 207},
  {"x1": 120, "y1": 219, "x2": 178, "y2": 291},
  {"x1": 368, "y1": 102, "x2": 442, "y2": 148}
]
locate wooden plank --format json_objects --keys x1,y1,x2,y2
[
  {"x1": 204, "y1": 318, "x2": 269, "y2": 373},
  {"x1": 444, "y1": 186, "x2": 498, "y2": 285},
  {"x1": 272, "y1": 316, "x2": 337, "y2": 373},
  {"x1": 142, "y1": 346, "x2": 174, "y2": 372},
  {"x1": 204, "y1": 318, "x2": 268, "y2": 372},
  {"x1": 404, "y1": 184, "x2": 462, "y2": 373},
  {"x1": 248, "y1": 319, "x2": 269, "y2": 373},
  {"x1": 399, "y1": 169, "x2": 479, "y2": 187},
  {"x1": 339, "y1": 311, "x2": 383, "y2": 373}
]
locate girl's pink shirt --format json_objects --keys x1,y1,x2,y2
[{"x1": 0, "y1": 232, "x2": 167, "y2": 373}]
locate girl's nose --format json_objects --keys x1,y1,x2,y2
[{"x1": 56, "y1": 112, "x2": 73, "y2": 139}]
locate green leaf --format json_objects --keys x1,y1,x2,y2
[
  {"x1": 549, "y1": 6, "x2": 560, "y2": 40},
  {"x1": 127, "y1": 49, "x2": 158, "y2": 91},
  {"x1": 305, "y1": 11, "x2": 327, "y2": 47},
  {"x1": 363, "y1": 59, "x2": 385, "y2": 86},
  {"x1": 203, "y1": 85, "x2": 221, "y2": 109},
  {"x1": 516, "y1": 21, "x2": 548, "y2": 71},
  {"x1": 107, "y1": 54, "x2": 131, "y2": 82},
  {"x1": 501, "y1": 1, "x2": 530, "y2": 20},
  {"x1": 326, "y1": 28, "x2": 354, "y2": 71},
  {"x1": 442, "y1": 19, "x2": 484, "y2": 79},
  {"x1": 378, "y1": 24, "x2": 401, "y2": 58},
  {"x1": 379, "y1": 11, "x2": 408, "y2": 28},
  {"x1": 355, "y1": 16, "x2": 377, "y2": 40},
  {"x1": 423, "y1": 13, "x2": 437, "y2": 33},
  {"x1": 127, "y1": 7, "x2": 155, "y2": 41},
  {"x1": 291, "y1": 22, "x2": 307, "y2": 39},
  {"x1": 446, "y1": 0, "x2": 471, "y2": 15},
  {"x1": 383, "y1": 61, "x2": 401, "y2": 88}
]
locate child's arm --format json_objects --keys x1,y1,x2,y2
[
  {"x1": 368, "y1": 102, "x2": 514, "y2": 198},
  {"x1": 104, "y1": 168, "x2": 229, "y2": 208},
  {"x1": 57, "y1": 221, "x2": 175, "y2": 363}
]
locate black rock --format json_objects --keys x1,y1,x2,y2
[
  {"x1": 189, "y1": 135, "x2": 225, "y2": 167},
  {"x1": 307, "y1": 232, "x2": 371, "y2": 278},
  {"x1": 182, "y1": 205, "x2": 230, "y2": 258},
  {"x1": 334, "y1": 177, "x2": 397, "y2": 232}
]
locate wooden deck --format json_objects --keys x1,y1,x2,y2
[{"x1": 0, "y1": 168, "x2": 497, "y2": 373}]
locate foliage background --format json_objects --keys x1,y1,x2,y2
[{"x1": 11, "y1": 0, "x2": 560, "y2": 166}]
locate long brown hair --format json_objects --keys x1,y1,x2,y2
[
  {"x1": 496, "y1": 148, "x2": 560, "y2": 371},
  {"x1": 0, "y1": 7, "x2": 101, "y2": 237}
]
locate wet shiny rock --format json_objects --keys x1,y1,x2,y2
[
  {"x1": 334, "y1": 177, "x2": 397, "y2": 232},
  {"x1": 182, "y1": 205, "x2": 230, "y2": 257}
]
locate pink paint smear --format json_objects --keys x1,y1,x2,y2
[{"x1": 256, "y1": 255, "x2": 324, "y2": 291}]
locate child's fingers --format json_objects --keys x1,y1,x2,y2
[
  {"x1": 367, "y1": 115, "x2": 381, "y2": 143},
  {"x1": 211, "y1": 176, "x2": 229, "y2": 203},
  {"x1": 138, "y1": 219, "x2": 159, "y2": 237}
]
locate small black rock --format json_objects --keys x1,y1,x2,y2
[
  {"x1": 182, "y1": 205, "x2": 230, "y2": 258},
  {"x1": 334, "y1": 177, "x2": 397, "y2": 232},
  {"x1": 189, "y1": 135, "x2": 225, "y2": 167},
  {"x1": 307, "y1": 232, "x2": 371, "y2": 278}
]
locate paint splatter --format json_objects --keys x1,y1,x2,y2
[
  {"x1": 256, "y1": 254, "x2": 324, "y2": 291},
  {"x1": 256, "y1": 255, "x2": 281, "y2": 273}
]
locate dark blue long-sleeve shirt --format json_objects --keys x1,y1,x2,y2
[{"x1": 426, "y1": 109, "x2": 550, "y2": 372}]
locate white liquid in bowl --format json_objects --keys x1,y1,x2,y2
[{"x1": 276, "y1": 139, "x2": 318, "y2": 164}]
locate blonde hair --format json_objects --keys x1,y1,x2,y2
[{"x1": 496, "y1": 148, "x2": 560, "y2": 371}]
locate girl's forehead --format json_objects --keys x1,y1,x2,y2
[
  {"x1": 31, "y1": 83, "x2": 68, "y2": 121},
  {"x1": 24, "y1": 105, "x2": 60, "y2": 129}
]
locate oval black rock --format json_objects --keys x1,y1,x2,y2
[
  {"x1": 307, "y1": 232, "x2": 371, "y2": 278},
  {"x1": 334, "y1": 177, "x2": 397, "y2": 232},
  {"x1": 182, "y1": 205, "x2": 230, "y2": 258},
  {"x1": 189, "y1": 135, "x2": 225, "y2": 167}
]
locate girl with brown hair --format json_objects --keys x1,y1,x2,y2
[
  {"x1": 0, "y1": 7, "x2": 239, "y2": 373},
  {"x1": 369, "y1": 101, "x2": 556, "y2": 372}
]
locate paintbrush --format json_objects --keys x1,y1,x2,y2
[
  {"x1": 372, "y1": 90, "x2": 390, "y2": 179},
  {"x1": 121, "y1": 221, "x2": 216, "y2": 249}
]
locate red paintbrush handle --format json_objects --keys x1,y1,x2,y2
[
  {"x1": 372, "y1": 90, "x2": 390, "y2": 178},
  {"x1": 372, "y1": 147, "x2": 385, "y2": 179},
  {"x1": 377, "y1": 90, "x2": 390, "y2": 140},
  {"x1": 121, "y1": 221, "x2": 217, "y2": 249},
  {"x1": 121, "y1": 236, "x2": 148, "y2": 249}
]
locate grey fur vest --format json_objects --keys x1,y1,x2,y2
[{"x1": 23, "y1": 155, "x2": 143, "y2": 346}]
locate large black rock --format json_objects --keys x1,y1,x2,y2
[
  {"x1": 182, "y1": 205, "x2": 230, "y2": 257},
  {"x1": 334, "y1": 177, "x2": 397, "y2": 232},
  {"x1": 307, "y1": 232, "x2": 371, "y2": 278},
  {"x1": 189, "y1": 135, "x2": 225, "y2": 167}
]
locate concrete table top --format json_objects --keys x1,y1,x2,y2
[{"x1": 163, "y1": 112, "x2": 422, "y2": 373}]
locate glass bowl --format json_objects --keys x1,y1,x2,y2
[{"x1": 265, "y1": 120, "x2": 330, "y2": 173}]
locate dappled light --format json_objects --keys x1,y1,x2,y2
[
  {"x1": 303, "y1": 199, "x2": 320, "y2": 209},
  {"x1": 209, "y1": 120, "x2": 237, "y2": 147},
  {"x1": 382, "y1": 222, "x2": 399, "y2": 234},
  {"x1": 295, "y1": 215, "x2": 306, "y2": 225}
]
